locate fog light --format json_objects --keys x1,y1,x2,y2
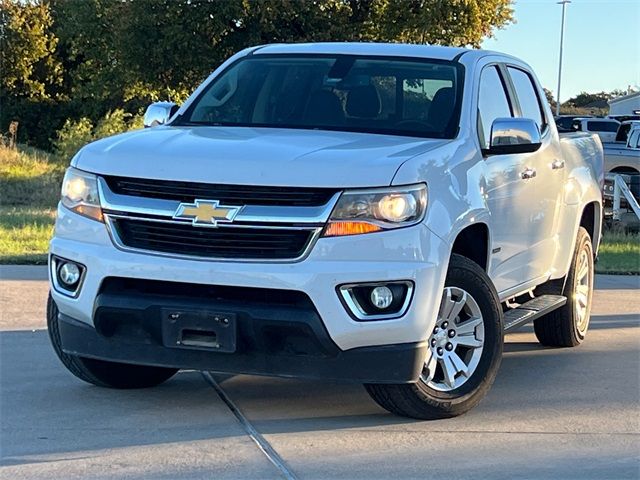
[
  {"x1": 59, "y1": 262, "x2": 81, "y2": 286},
  {"x1": 370, "y1": 286, "x2": 393, "y2": 309},
  {"x1": 338, "y1": 281, "x2": 413, "y2": 321}
]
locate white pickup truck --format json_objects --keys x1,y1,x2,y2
[{"x1": 48, "y1": 43, "x2": 604, "y2": 419}]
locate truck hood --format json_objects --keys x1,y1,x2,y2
[{"x1": 73, "y1": 126, "x2": 448, "y2": 188}]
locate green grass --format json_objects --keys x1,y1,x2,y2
[
  {"x1": 597, "y1": 232, "x2": 640, "y2": 275},
  {"x1": 0, "y1": 144, "x2": 65, "y2": 208},
  {"x1": 0, "y1": 207, "x2": 55, "y2": 264},
  {"x1": 0, "y1": 144, "x2": 63, "y2": 264}
]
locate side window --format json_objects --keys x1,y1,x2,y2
[
  {"x1": 478, "y1": 66, "x2": 513, "y2": 148},
  {"x1": 507, "y1": 67, "x2": 545, "y2": 131},
  {"x1": 629, "y1": 130, "x2": 640, "y2": 149},
  {"x1": 587, "y1": 121, "x2": 619, "y2": 133}
]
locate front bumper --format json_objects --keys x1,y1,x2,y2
[
  {"x1": 57, "y1": 288, "x2": 427, "y2": 383},
  {"x1": 50, "y1": 205, "x2": 449, "y2": 380}
]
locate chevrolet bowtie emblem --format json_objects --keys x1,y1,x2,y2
[{"x1": 173, "y1": 199, "x2": 242, "y2": 227}]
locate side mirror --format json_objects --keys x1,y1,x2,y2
[
  {"x1": 143, "y1": 102, "x2": 179, "y2": 128},
  {"x1": 488, "y1": 117, "x2": 542, "y2": 155}
]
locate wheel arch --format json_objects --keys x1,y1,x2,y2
[
  {"x1": 579, "y1": 200, "x2": 603, "y2": 255},
  {"x1": 450, "y1": 222, "x2": 490, "y2": 271}
]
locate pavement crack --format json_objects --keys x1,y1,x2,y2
[{"x1": 201, "y1": 371, "x2": 298, "y2": 480}]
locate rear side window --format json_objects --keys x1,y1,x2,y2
[
  {"x1": 629, "y1": 130, "x2": 640, "y2": 148},
  {"x1": 477, "y1": 66, "x2": 513, "y2": 148},
  {"x1": 616, "y1": 123, "x2": 630, "y2": 142},
  {"x1": 587, "y1": 121, "x2": 619, "y2": 132},
  {"x1": 507, "y1": 67, "x2": 545, "y2": 131}
]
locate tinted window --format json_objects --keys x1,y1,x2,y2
[
  {"x1": 179, "y1": 55, "x2": 461, "y2": 139},
  {"x1": 508, "y1": 67, "x2": 544, "y2": 130},
  {"x1": 615, "y1": 123, "x2": 630, "y2": 142},
  {"x1": 587, "y1": 121, "x2": 619, "y2": 132},
  {"x1": 478, "y1": 66, "x2": 512, "y2": 148},
  {"x1": 556, "y1": 117, "x2": 573, "y2": 130}
]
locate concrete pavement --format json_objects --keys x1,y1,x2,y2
[{"x1": 1, "y1": 269, "x2": 638, "y2": 479}]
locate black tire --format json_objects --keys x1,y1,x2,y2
[
  {"x1": 365, "y1": 254, "x2": 503, "y2": 420},
  {"x1": 534, "y1": 227, "x2": 594, "y2": 347},
  {"x1": 47, "y1": 294, "x2": 178, "y2": 388}
]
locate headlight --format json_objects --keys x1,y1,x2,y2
[
  {"x1": 324, "y1": 184, "x2": 426, "y2": 237},
  {"x1": 60, "y1": 167, "x2": 103, "y2": 222}
]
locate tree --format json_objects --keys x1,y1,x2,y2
[
  {"x1": 369, "y1": 0, "x2": 514, "y2": 47},
  {"x1": 0, "y1": 0, "x2": 62, "y2": 99},
  {"x1": 563, "y1": 90, "x2": 630, "y2": 109},
  {"x1": 543, "y1": 88, "x2": 556, "y2": 110},
  {"x1": 3, "y1": 0, "x2": 515, "y2": 149}
]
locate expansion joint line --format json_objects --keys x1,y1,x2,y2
[{"x1": 201, "y1": 371, "x2": 298, "y2": 480}]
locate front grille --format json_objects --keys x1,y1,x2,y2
[
  {"x1": 103, "y1": 176, "x2": 337, "y2": 207},
  {"x1": 112, "y1": 219, "x2": 315, "y2": 260}
]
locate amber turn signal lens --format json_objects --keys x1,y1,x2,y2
[
  {"x1": 323, "y1": 221, "x2": 382, "y2": 237},
  {"x1": 72, "y1": 205, "x2": 104, "y2": 222}
]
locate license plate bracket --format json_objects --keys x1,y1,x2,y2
[{"x1": 161, "y1": 309, "x2": 237, "y2": 353}]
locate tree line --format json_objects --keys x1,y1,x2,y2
[{"x1": 1, "y1": 0, "x2": 514, "y2": 151}]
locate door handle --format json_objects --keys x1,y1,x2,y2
[
  {"x1": 552, "y1": 159, "x2": 565, "y2": 170},
  {"x1": 521, "y1": 167, "x2": 537, "y2": 180}
]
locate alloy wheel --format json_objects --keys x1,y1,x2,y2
[
  {"x1": 421, "y1": 286, "x2": 485, "y2": 392},
  {"x1": 574, "y1": 247, "x2": 592, "y2": 334}
]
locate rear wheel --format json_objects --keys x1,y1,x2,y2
[
  {"x1": 47, "y1": 294, "x2": 178, "y2": 388},
  {"x1": 534, "y1": 227, "x2": 594, "y2": 347},
  {"x1": 365, "y1": 254, "x2": 503, "y2": 419}
]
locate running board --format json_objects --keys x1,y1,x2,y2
[{"x1": 503, "y1": 295, "x2": 567, "y2": 332}]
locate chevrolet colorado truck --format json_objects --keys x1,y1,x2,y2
[{"x1": 48, "y1": 43, "x2": 604, "y2": 419}]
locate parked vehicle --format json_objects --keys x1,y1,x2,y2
[
  {"x1": 48, "y1": 43, "x2": 604, "y2": 419},
  {"x1": 612, "y1": 120, "x2": 640, "y2": 144},
  {"x1": 608, "y1": 114, "x2": 640, "y2": 124},
  {"x1": 603, "y1": 123, "x2": 640, "y2": 214},
  {"x1": 628, "y1": 124, "x2": 640, "y2": 151},
  {"x1": 555, "y1": 114, "x2": 593, "y2": 131},
  {"x1": 571, "y1": 117, "x2": 620, "y2": 143},
  {"x1": 604, "y1": 123, "x2": 640, "y2": 174}
]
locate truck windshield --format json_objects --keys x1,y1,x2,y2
[{"x1": 176, "y1": 55, "x2": 462, "y2": 139}]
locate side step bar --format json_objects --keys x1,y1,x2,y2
[{"x1": 503, "y1": 294, "x2": 567, "y2": 332}]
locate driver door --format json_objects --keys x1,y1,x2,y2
[{"x1": 478, "y1": 65, "x2": 540, "y2": 294}]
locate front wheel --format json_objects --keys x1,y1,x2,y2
[
  {"x1": 365, "y1": 254, "x2": 503, "y2": 419},
  {"x1": 47, "y1": 294, "x2": 178, "y2": 389}
]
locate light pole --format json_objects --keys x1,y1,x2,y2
[{"x1": 556, "y1": 0, "x2": 571, "y2": 116}]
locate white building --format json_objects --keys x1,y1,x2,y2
[{"x1": 608, "y1": 91, "x2": 640, "y2": 116}]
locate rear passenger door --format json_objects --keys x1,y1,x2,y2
[{"x1": 505, "y1": 65, "x2": 565, "y2": 281}]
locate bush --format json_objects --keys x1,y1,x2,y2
[
  {"x1": 52, "y1": 109, "x2": 143, "y2": 160},
  {"x1": 0, "y1": 96, "x2": 72, "y2": 151},
  {"x1": 53, "y1": 117, "x2": 94, "y2": 161}
]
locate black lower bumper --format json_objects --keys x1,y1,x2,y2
[{"x1": 57, "y1": 278, "x2": 426, "y2": 384}]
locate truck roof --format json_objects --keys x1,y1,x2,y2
[
  {"x1": 253, "y1": 42, "x2": 469, "y2": 61},
  {"x1": 251, "y1": 42, "x2": 527, "y2": 67}
]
